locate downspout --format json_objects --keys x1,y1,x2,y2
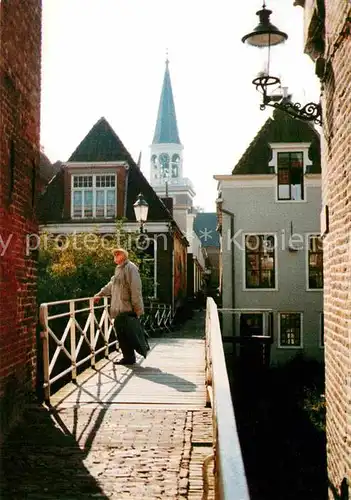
[
  {"x1": 123, "y1": 165, "x2": 130, "y2": 217},
  {"x1": 221, "y1": 208, "x2": 235, "y2": 310}
]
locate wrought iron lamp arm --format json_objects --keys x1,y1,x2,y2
[{"x1": 253, "y1": 75, "x2": 322, "y2": 126}]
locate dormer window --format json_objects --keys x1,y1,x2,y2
[
  {"x1": 71, "y1": 174, "x2": 116, "y2": 219},
  {"x1": 277, "y1": 152, "x2": 304, "y2": 200}
]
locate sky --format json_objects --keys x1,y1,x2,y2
[{"x1": 40, "y1": 0, "x2": 320, "y2": 212}]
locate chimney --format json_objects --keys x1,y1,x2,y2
[{"x1": 161, "y1": 197, "x2": 173, "y2": 215}]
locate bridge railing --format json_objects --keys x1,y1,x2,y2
[
  {"x1": 39, "y1": 297, "x2": 117, "y2": 402},
  {"x1": 140, "y1": 302, "x2": 173, "y2": 334},
  {"x1": 204, "y1": 297, "x2": 250, "y2": 500},
  {"x1": 39, "y1": 298, "x2": 173, "y2": 403}
]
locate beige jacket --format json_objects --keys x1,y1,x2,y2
[{"x1": 97, "y1": 260, "x2": 144, "y2": 318}]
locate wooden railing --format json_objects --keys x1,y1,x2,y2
[
  {"x1": 39, "y1": 298, "x2": 174, "y2": 403},
  {"x1": 39, "y1": 297, "x2": 117, "y2": 402},
  {"x1": 204, "y1": 297, "x2": 250, "y2": 500}
]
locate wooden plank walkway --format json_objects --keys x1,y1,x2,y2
[{"x1": 51, "y1": 338, "x2": 207, "y2": 409}]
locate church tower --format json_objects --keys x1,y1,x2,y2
[{"x1": 150, "y1": 59, "x2": 195, "y2": 233}]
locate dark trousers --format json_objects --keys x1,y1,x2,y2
[{"x1": 114, "y1": 313, "x2": 136, "y2": 361}]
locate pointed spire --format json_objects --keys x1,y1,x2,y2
[{"x1": 152, "y1": 58, "x2": 181, "y2": 145}]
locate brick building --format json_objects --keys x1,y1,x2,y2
[
  {"x1": 296, "y1": 0, "x2": 351, "y2": 496},
  {"x1": 0, "y1": 0, "x2": 42, "y2": 439}
]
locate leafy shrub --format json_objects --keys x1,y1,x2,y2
[{"x1": 37, "y1": 226, "x2": 153, "y2": 306}]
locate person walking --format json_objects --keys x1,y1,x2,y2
[{"x1": 94, "y1": 248, "x2": 144, "y2": 365}]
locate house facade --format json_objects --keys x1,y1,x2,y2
[
  {"x1": 215, "y1": 108, "x2": 323, "y2": 365},
  {"x1": 38, "y1": 117, "x2": 188, "y2": 309},
  {"x1": 295, "y1": 1, "x2": 351, "y2": 496}
]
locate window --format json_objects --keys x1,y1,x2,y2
[
  {"x1": 308, "y1": 235, "x2": 323, "y2": 289},
  {"x1": 277, "y1": 152, "x2": 304, "y2": 200},
  {"x1": 171, "y1": 154, "x2": 180, "y2": 178},
  {"x1": 245, "y1": 234, "x2": 276, "y2": 289},
  {"x1": 72, "y1": 174, "x2": 116, "y2": 219},
  {"x1": 240, "y1": 313, "x2": 263, "y2": 337},
  {"x1": 279, "y1": 313, "x2": 302, "y2": 347},
  {"x1": 320, "y1": 313, "x2": 324, "y2": 347},
  {"x1": 159, "y1": 153, "x2": 170, "y2": 179}
]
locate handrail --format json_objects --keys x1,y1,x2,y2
[
  {"x1": 39, "y1": 297, "x2": 118, "y2": 402},
  {"x1": 39, "y1": 297, "x2": 174, "y2": 403},
  {"x1": 205, "y1": 297, "x2": 250, "y2": 500}
]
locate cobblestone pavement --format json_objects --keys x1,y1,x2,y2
[{"x1": 1, "y1": 313, "x2": 214, "y2": 500}]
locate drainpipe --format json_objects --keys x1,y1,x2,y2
[{"x1": 221, "y1": 208, "x2": 235, "y2": 310}]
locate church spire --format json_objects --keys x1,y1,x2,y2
[{"x1": 152, "y1": 59, "x2": 181, "y2": 145}]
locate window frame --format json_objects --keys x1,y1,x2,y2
[
  {"x1": 278, "y1": 312, "x2": 303, "y2": 348},
  {"x1": 277, "y1": 151, "x2": 304, "y2": 201},
  {"x1": 71, "y1": 173, "x2": 117, "y2": 219},
  {"x1": 269, "y1": 143, "x2": 311, "y2": 204},
  {"x1": 243, "y1": 233, "x2": 278, "y2": 291},
  {"x1": 306, "y1": 233, "x2": 323, "y2": 291}
]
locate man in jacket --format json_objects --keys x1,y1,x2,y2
[{"x1": 94, "y1": 248, "x2": 144, "y2": 365}]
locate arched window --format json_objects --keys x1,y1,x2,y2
[
  {"x1": 159, "y1": 153, "x2": 170, "y2": 178},
  {"x1": 171, "y1": 154, "x2": 180, "y2": 178}
]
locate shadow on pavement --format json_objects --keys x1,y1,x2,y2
[
  {"x1": 0, "y1": 404, "x2": 108, "y2": 499},
  {"x1": 132, "y1": 366, "x2": 197, "y2": 392}
]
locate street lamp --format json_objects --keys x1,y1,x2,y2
[
  {"x1": 133, "y1": 193, "x2": 149, "y2": 234},
  {"x1": 133, "y1": 193, "x2": 149, "y2": 272},
  {"x1": 242, "y1": 2, "x2": 322, "y2": 125}
]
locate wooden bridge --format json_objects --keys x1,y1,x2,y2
[{"x1": 1, "y1": 299, "x2": 250, "y2": 500}]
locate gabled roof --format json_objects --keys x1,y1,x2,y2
[
  {"x1": 38, "y1": 117, "x2": 180, "y2": 228},
  {"x1": 68, "y1": 117, "x2": 135, "y2": 163},
  {"x1": 37, "y1": 167, "x2": 65, "y2": 223},
  {"x1": 152, "y1": 60, "x2": 181, "y2": 145},
  {"x1": 193, "y1": 213, "x2": 220, "y2": 248},
  {"x1": 39, "y1": 152, "x2": 61, "y2": 185},
  {"x1": 125, "y1": 162, "x2": 173, "y2": 223},
  {"x1": 232, "y1": 107, "x2": 321, "y2": 175}
]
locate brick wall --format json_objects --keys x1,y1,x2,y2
[
  {"x1": 0, "y1": 0, "x2": 42, "y2": 439},
  {"x1": 322, "y1": 3, "x2": 351, "y2": 496},
  {"x1": 300, "y1": 0, "x2": 351, "y2": 496}
]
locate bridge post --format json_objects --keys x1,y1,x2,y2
[
  {"x1": 103, "y1": 297, "x2": 109, "y2": 357},
  {"x1": 69, "y1": 301, "x2": 77, "y2": 381},
  {"x1": 89, "y1": 298, "x2": 96, "y2": 367},
  {"x1": 39, "y1": 304, "x2": 50, "y2": 403}
]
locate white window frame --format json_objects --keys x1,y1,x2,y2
[
  {"x1": 278, "y1": 312, "x2": 303, "y2": 348},
  {"x1": 71, "y1": 173, "x2": 117, "y2": 219},
  {"x1": 269, "y1": 143, "x2": 311, "y2": 204},
  {"x1": 242, "y1": 232, "x2": 278, "y2": 291},
  {"x1": 305, "y1": 233, "x2": 323, "y2": 291}
]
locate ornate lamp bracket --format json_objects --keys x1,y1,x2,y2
[{"x1": 253, "y1": 74, "x2": 322, "y2": 126}]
